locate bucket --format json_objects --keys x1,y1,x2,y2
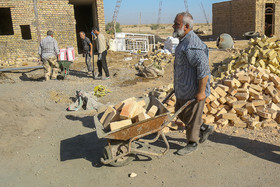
[
  {"x1": 67, "y1": 47, "x2": 75, "y2": 61},
  {"x1": 59, "y1": 48, "x2": 67, "y2": 61}
]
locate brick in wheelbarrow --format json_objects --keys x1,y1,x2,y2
[
  {"x1": 120, "y1": 100, "x2": 138, "y2": 120},
  {"x1": 147, "y1": 105, "x2": 159, "y2": 118},
  {"x1": 110, "y1": 119, "x2": 132, "y2": 131}
]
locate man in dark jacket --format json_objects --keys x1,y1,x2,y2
[{"x1": 79, "y1": 31, "x2": 94, "y2": 77}]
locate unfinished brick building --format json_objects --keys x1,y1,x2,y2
[
  {"x1": 0, "y1": 0, "x2": 105, "y2": 67},
  {"x1": 213, "y1": 0, "x2": 280, "y2": 39}
]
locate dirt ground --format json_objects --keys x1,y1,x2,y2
[{"x1": 0, "y1": 39, "x2": 279, "y2": 187}]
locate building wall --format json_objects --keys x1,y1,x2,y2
[
  {"x1": 213, "y1": 0, "x2": 257, "y2": 39},
  {"x1": 0, "y1": 0, "x2": 105, "y2": 67},
  {"x1": 255, "y1": 0, "x2": 280, "y2": 37}
]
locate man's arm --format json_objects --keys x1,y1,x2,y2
[
  {"x1": 197, "y1": 76, "x2": 208, "y2": 102},
  {"x1": 89, "y1": 43, "x2": 93, "y2": 57}
]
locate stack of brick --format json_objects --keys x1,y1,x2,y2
[
  {"x1": 212, "y1": 35, "x2": 280, "y2": 80},
  {"x1": 100, "y1": 97, "x2": 159, "y2": 131},
  {"x1": 204, "y1": 66, "x2": 280, "y2": 130}
]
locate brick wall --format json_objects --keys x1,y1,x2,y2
[
  {"x1": 213, "y1": 0, "x2": 256, "y2": 39},
  {"x1": 0, "y1": 0, "x2": 105, "y2": 67}
]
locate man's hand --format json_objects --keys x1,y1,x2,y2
[
  {"x1": 98, "y1": 53, "x2": 102, "y2": 61},
  {"x1": 196, "y1": 91, "x2": 206, "y2": 102}
]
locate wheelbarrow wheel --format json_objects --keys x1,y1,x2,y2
[{"x1": 103, "y1": 142, "x2": 135, "y2": 167}]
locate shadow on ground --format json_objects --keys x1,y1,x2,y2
[
  {"x1": 65, "y1": 115, "x2": 95, "y2": 129},
  {"x1": 69, "y1": 70, "x2": 92, "y2": 79},
  {"x1": 209, "y1": 132, "x2": 280, "y2": 164}
]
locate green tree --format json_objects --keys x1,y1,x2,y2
[{"x1": 106, "y1": 22, "x2": 122, "y2": 34}]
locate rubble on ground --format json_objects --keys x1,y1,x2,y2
[{"x1": 213, "y1": 35, "x2": 280, "y2": 80}]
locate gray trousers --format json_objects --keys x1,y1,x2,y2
[
  {"x1": 175, "y1": 98, "x2": 205, "y2": 143},
  {"x1": 85, "y1": 53, "x2": 93, "y2": 73}
]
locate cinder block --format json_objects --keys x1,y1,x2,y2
[
  {"x1": 147, "y1": 105, "x2": 159, "y2": 117},
  {"x1": 110, "y1": 119, "x2": 132, "y2": 131}
]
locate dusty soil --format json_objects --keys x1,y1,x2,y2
[{"x1": 0, "y1": 41, "x2": 279, "y2": 187}]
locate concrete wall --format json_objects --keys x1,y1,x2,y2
[{"x1": 0, "y1": 0, "x2": 105, "y2": 67}]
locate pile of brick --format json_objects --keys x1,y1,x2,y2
[
  {"x1": 100, "y1": 98, "x2": 159, "y2": 131},
  {"x1": 143, "y1": 51, "x2": 174, "y2": 67},
  {"x1": 204, "y1": 65, "x2": 280, "y2": 130},
  {"x1": 212, "y1": 36, "x2": 280, "y2": 80}
]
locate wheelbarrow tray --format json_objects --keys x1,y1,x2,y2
[
  {"x1": 94, "y1": 96, "x2": 170, "y2": 141},
  {"x1": 57, "y1": 60, "x2": 73, "y2": 78}
]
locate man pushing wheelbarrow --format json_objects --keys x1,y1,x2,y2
[
  {"x1": 172, "y1": 12, "x2": 214, "y2": 155},
  {"x1": 95, "y1": 12, "x2": 214, "y2": 166}
]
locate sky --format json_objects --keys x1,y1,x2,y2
[{"x1": 103, "y1": 0, "x2": 229, "y2": 25}]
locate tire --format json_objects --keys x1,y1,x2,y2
[{"x1": 103, "y1": 142, "x2": 135, "y2": 167}]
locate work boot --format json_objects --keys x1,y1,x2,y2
[
  {"x1": 103, "y1": 76, "x2": 110, "y2": 80},
  {"x1": 177, "y1": 142, "x2": 198, "y2": 156},
  {"x1": 199, "y1": 125, "x2": 214, "y2": 144}
]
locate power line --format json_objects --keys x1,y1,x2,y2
[
  {"x1": 184, "y1": 0, "x2": 189, "y2": 12},
  {"x1": 112, "y1": 0, "x2": 122, "y2": 33}
]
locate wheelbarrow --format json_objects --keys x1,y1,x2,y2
[
  {"x1": 94, "y1": 92, "x2": 195, "y2": 167},
  {"x1": 57, "y1": 60, "x2": 73, "y2": 79}
]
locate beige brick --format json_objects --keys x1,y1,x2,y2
[
  {"x1": 218, "y1": 97, "x2": 226, "y2": 104},
  {"x1": 211, "y1": 88, "x2": 221, "y2": 99},
  {"x1": 203, "y1": 106, "x2": 209, "y2": 114},
  {"x1": 215, "y1": 87, "x2": 227, "y2": 97},
  {"x1": 272, "y1": 96, "x2": 280, "y2": 104},
  {"x1": 110, "y1": 119, "x2": 132, "y2": 131},
  {"x1": 257, "y1": 109, "x2": 272, "y2": 119},
  {"x1": 217, "y1": 84, "x2": 229, "y2": 92},
  {"x1": 222, "y1": 113, "x2": 237, "y2": 120},
  {"x1": 208, "y1": 94, "x2": 216, "y2": 102},
  {"x1": 248, "y1": 88, "x2": 261, "y2": 97},
  {"x1": 137, "y1": 112, "x2": 151, "y2": 121},
  {"x1": 253, "y1": 79, "x2": 262, "y2": 84},
  {"x1": 210, "y1": 108, "x2": 218, "y2": 115},
  {"x1": 120, "y1": 100, "x2": 138, "y2": 119},
  {"x1": 224, "y1": 79, "x2": 235, "y2": 88},
  {"x1": 237, "y1": 88, "x2": 249, "y2": 93},
  {"x1": 235, "y1": 108, "x2": 248, "y2": 116},
  {"x1": 261, "y1": 121, "x2": 278, "y2": 128},
  {"x1": 235, "y1": 92, "x2": 249, "y2": 100},
  {"x1": 211, "y1": 100, "x2": 220, "y2": 108},
  {"x1": 231, "y1": 118, "x2": 247, "y2": 128},
  {"x1": 249, "y1": 84, "x2": 263, "y2": 92},
  {"x1": 252, "y1": 100, "x2": 266, "y2": 106},
  {"x1": 216, "y1": 119, "x2": 229, "y2": 127},
  {"x1": 166, "y1": 99, "x2": 176, "y2": 107},
  {"x1": 226, "y1": 96, "x2": 238, "y2": 106},
  {"x1": 216, "y1": 108, "x2": 227, "y2": 120},
  {"x1": 228, "y1": 88, "x2": 238, "y2": 96},
  {"x1": 246, "y1": 103, "x2": 257, "y2": 114},
  {"x1": 232, "y1": 101, "x2": 247, "y2": 109},
  {"x1": 203, "y1": 115, "x2": 215, "y2": 124},
  {"x1": 232, "y1": 78, "x2": 242, "y2": 88},
  {"x1": 238, "y1": 75, "x2": 250, "y2": 83},
  {"x1": 147, "y1": 105, "x2": 159, "y2": 117},
  {"x1": 266, "y1": 85, "x2": 278, "y2": 97},
  {"x1": 270, "y1": 74, "x2": 280, "y2": 87}
]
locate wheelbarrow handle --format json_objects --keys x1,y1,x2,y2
[
  {"x1": 162, "y1": 99, "x2": 196, "y2": 128},
  {"x1": 162, "y1": 90, "x2": 175, "y2": 104}
]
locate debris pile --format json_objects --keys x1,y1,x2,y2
[
  {"x1": 213, "y1": 36, "x2": 280, "y2": 80},
  {"x1": 135, "y1": 51, "x2": 174, "y2": 78},
  {"x1": 205, "y1": 66, "x2": 280, "y2": 130},
  {"x1": 100, "y1": 97, "x2": 160, "y2": 131}
]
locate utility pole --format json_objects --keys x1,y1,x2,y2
[
  {"x1": 138, "y1": 12, "x2": 141, "y2": 32},
  {"x1": 184, "y1": 0, "x2": 189, "y2": 12},
  {"x1": 112, "y1": 0, "x2": 122, "y2": 34},
  {"x1": 33, "y1": 0, "x2": 41, "y2": 44},
  {"x1": 157, "y1": 0, "x2": 163, "y2": 25},
  {"x1": 201, "y1": 2, "x2": 209, "y2": 24}
]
